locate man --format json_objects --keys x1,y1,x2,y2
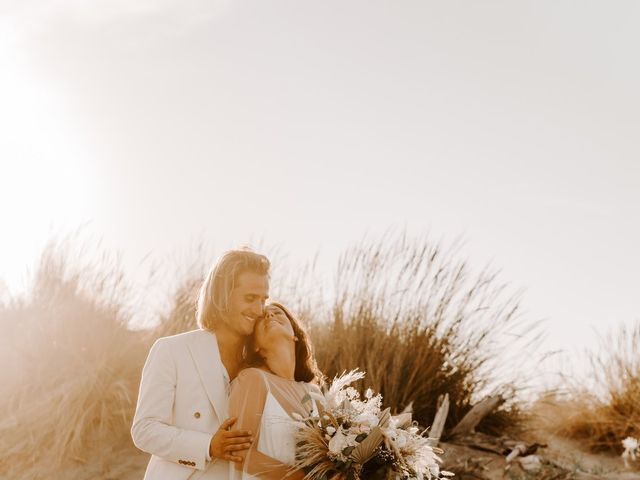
[{"x1": 132, "y1": 249, "x2": 270, "y2": 480}]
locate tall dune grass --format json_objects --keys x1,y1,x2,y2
[
  {"x1": 546, "y1": 322, "x2": 640, "y2": 452},
  {"x1": 0, "y1": 233, "x2": 534, "y2": 478},
  {"x1": 304, "y1": 235, "x2": 529, "y2": 436},
  {"x1": 0, "y1": 242, "x2": 150, "y2": 480}
]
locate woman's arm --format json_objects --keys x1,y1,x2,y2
[{"x1": 229, "y1": 369, "x2": 305, "y2": 480}]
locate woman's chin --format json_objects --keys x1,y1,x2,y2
[{"x1": 263, "y1": 333, "x2": 294, "y2": 348}]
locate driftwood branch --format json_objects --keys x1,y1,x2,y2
[
  {"x1": 428, "y1": 393, "x2": 449, "y2": 447},
  {"x1": 449, "y1": 395, "x2": 504, "y2": 437},
  {"x1": 449, "y1": 431, "x2": 509, "y2": 455}
]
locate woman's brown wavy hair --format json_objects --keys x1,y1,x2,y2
[{"x1": 244, "y1": 302, "x2": 323, "y2": 385}]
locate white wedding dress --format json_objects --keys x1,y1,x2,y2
[{"x1": 228, "y1": 368, "x2": 319, "y2": 480}]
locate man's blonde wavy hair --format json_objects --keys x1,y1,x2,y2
[{"x1": 196, "y1": 249, "x2": 270, "y2": 331}]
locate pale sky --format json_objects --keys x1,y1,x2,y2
[{"x1": 1, "y1": 1, "x2": 639, "y2": 379}]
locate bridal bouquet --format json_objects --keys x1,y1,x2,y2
[{"x1": 290, "y1": 370, "x2": 453, "y2": 480}]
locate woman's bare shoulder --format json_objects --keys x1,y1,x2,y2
[{"x1": 236, "y1": 367, "x2": 270, "y2": 382}]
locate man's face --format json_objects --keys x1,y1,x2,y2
[{"x1": 224, "y1": 271, "x2": 269, "y2": 337}]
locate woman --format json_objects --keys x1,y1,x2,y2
[{"x1": 228, "y1": 302, "x2": 323, "y2": 480}]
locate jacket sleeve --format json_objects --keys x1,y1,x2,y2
[{"x1": 131, "y1": 338, "x2": 213, "y2": 471}]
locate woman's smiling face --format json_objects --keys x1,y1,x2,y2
[{"x1": 255, "y1": 304, "x2": 295, "y2": 349}]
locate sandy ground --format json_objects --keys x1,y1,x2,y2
[
  {"x1": 100, "y1": 418, "x2": 640, "y2": 480},
  {"x1": 439, "y1": 422, "x2": 640, "y2": 480},
  {"x1": 117, "y1": 439, "x2": 639, "y2": 480}
]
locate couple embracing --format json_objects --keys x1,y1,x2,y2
[{"x1": 131, "y1": 249, "x2": 322, "y2": 479}]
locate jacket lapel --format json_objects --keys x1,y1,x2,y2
[{"x1": 187, "y1": 330, "x2": 228, "y2": 422}]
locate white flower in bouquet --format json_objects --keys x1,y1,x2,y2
[
  {"x1": 324, "y1": 370, "x2": 365, "y2": 410},
  {"x1": 381, "y1": 419, "x2": 446, "y2": 480},
  {"x1": 354, "y1": 411, "x2": 380, "y2": 429},
  {"x1": 404, "y1": 444, "x2": 446, "y2": 480},
  {"x1": 328, "y1": 427, "x2": 359, "y2": 460}
]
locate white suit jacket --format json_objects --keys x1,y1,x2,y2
[{"x1": 132, "y1": 329, "x2": 230, "y2": 480}]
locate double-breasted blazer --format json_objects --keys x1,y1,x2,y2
[{"x1": 132, "y1": 329, "x2": 230, "y2": 480}]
